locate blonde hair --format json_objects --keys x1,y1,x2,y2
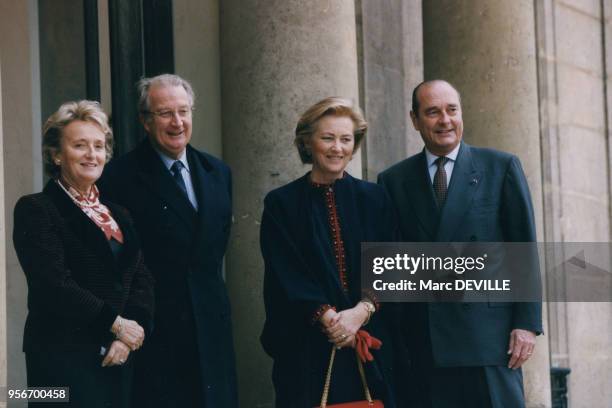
[
  {"x1": 294, "y1": 97, "x2": 367, "y2": 164},
  {"x1": 42, "y1": 100, "x2": 113, "y2": 178}
]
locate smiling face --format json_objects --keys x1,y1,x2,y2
[
  {"x1": 307, "y1": 115, "x2": 355, "y2": 184},
  {"x1": 411, "y1": 81, "x2": 463, "y2": 156},
  {"x1": 54, "y1": 120, "x2": 107, "y2": 194},
  {"x1": 143, "y1": 84, "x2": 192, "y2": 159}
]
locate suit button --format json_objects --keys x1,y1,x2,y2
[{"x1": 470, "y1": 235, "x2": 477, "y2": 241}]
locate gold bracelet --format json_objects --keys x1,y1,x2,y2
[{"x1": 116, "y1": 316, "x2": 123, "y2": 338}]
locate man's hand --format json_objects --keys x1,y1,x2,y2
[{"x1": 507, "y1": 328, "x2": 536, "y2": 369}]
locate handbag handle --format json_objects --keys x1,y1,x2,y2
[{"x1": 319, "y1": 346, "x2": 373, "y2": 408}]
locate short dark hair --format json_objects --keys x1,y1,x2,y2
[{"x1": 411, "y1": 79, "x2": 461, "y2": 117}]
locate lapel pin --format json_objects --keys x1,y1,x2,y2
[{"x1": 470, "y1": 178, "x2": 478, "y2": 185}]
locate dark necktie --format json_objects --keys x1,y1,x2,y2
[
  {"x1": 170, "y1": 160, "x2": 188, "y2": 196},
  {"x1": 433, "y1": 156, "x2": 448, "y2": 208}
]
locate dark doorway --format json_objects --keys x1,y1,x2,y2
[
  {"x1": 107, "y1": 0, "x2": 175, "y2": 155},
  {"x1": 39, "y1": 0, "x2": 175, "y2": 156}
]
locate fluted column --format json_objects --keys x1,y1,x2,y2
[
  {"x1": 0, "y1": 0, "x2": 42, "y2": 401},
  {"x1": 220, "y1": 1, "x2": 360, "y2": 406},
  {"x1": 423, "y1": 1, "x2": 552, "y2": 406},
  {"x1": 0, "y1": 55, "x2": 6, "y2": 408},
  {"x1": 358, "y1": 0, "x2": 423, "y2": 181}
]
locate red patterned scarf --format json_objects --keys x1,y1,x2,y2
[{"x1": 56, "y1": 179, "x2": 124, "y2": 243}]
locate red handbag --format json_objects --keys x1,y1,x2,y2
[{"x1": 315, "y1": 346, "x2": 384, "y2": 408}]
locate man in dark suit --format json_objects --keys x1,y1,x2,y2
[
  {"x1": 99, "y1": 74, "x2": 237, "y2": 408},
  {"x1": 378, "y1": 80, "x2": 542, "y2": 407}
]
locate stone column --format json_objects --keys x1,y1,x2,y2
[
  {"x1": 422, "y1": 1, "x2": 552, "y2": 406},
  {"x1": 0, "y1": 0, "x2": 41, "y2": 401},
  {"x1": 220, "y1": 1, "x2": 360, "y2": 406},
  {"x1": 0, "y1": 56, "x2": 6, "y2": 408},
  {"x1": 357, "y1": 0, "x2": 423, "y2": 181}
]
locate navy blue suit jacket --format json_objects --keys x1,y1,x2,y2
[{"x1": 378, "y1": 142, "x2": 542, "y2": 367}]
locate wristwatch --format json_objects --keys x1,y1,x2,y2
[
  {"x1": 361, "y1": 300, "x2": 376, "y2": 325},
  {"x1": 361, "y1": 300, "x2": 376, "y2": 315}
]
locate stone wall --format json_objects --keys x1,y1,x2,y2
[
  {"x1": 0, "y1": 1, "x2": 42, "y2": 405},
  {"x1": 536, "y1": 0, "x2": 612, "y2": 406}
]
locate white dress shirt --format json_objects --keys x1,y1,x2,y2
[
  {"x1": 155, "y1": 148, "x2": 199, "y2": 210},
  {"x1": 425, "y1": 143, "x2": 461, "y2": 188}
]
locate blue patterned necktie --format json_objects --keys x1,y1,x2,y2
[{"x1": 170, "y1": 160, "x2": 188, "y2": 196}]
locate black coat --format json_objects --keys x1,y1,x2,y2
[
  {"x1": 13, "y1": 180, "x2": 154, "y2": 353},
  {"x1": 13, "y1": 180, "x2": 154, "y2": 407},
  {"x1": 260, "y1": 173, "x2": 397, "y2": 407},
  {"x1": 99, "y1": 139, "x2": 238, "y2": 408}
]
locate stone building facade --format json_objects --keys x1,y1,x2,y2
[{"x1": 1, "y1": 0, "x2": 611, "y2": 406}]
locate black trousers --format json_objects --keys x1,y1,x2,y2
[
  {"x1": 131, "y1": 308, "x2": 205, "y2": 408},
  {"x1": 26, "y1": 349, "x2": 133, "y2": 408}
]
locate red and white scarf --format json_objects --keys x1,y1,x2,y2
[{"x1": 56, "y1": 179, "x2": 124, "y2": 243}]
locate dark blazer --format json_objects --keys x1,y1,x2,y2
[
  {"x1": 99, "y1": 139, "x2": 237, "y2": 407},
  {"x1": 260, "y1": 173, "x2": 397, "y2": 407},
  {"x1": 378, "y1": 142, "x2": 542, "y2": 367},
  {"x1": 13, "y1": 180, "x2": 154, "y2": 353}
]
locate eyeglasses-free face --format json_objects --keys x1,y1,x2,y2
[
  {"x1": 142, "y1": 85, "x2": 193, "y2": 159},
  {"x1": 307, "y1": 115, "x2": 355, "y2": 184},
  {"x1": 410, "y1": 81, "x2": 463, "y2": 156},
  {"x1": 54, "y1": 120, "x2": 107, "y2": 195}
]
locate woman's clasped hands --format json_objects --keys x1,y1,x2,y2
[
  {"x1": 102, "y1": 316, "x2": 145, "y2": 367},
  {"x1": 320, "y1": 303, "x2": 370, "y2": 349}
]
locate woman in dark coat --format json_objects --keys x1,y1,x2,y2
[
  {"x1": 13, "y1": 100, "x2": 154, "y2": 408},
  {"x1": 260, "y1": 97, "x2": 397, "y2": 407}
]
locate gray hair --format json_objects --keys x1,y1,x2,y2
[
  {"x1": 137, "y1": 74, "x2": 196, "y2": 120},
  {"x1": 42, "y1": 100, "x2": 113, "y2": 178}
]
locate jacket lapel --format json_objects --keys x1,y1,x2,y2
[
  {"x1": 43, "y1": 180, "x2": 116, "y2": 273},
  {"x1": 134, "y1": 141, "x2": 197, "y2": 235},
  {"x1": 436, "y1": 143, "x2": 482, "y2": 242},
  {"x1": 402, "y1": 151, "x2": 438, "y2": 240},
  {"x1": 188, "y1": 146, "x2": 217, "y2": 251}
]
